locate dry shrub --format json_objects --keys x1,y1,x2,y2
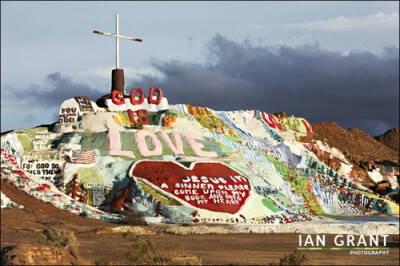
[
  {"x1": 123, "y1": 233, "x2": 202, "y2": 265},
  {"x1": 279, "y1": 249, "x2": 307, "y2": 265},
  {"x1": 123, "y1": 234, "x2": 163, "y2": 265},
  {"x1": 168, "y1": 245, "x2": 202, "y2": 265},
  {"x1": 121, "y1": 211, "x2": 148, "y2": 226},
  {"x1": 38, "y1": 227, "x2": 79, "y2": 257}
]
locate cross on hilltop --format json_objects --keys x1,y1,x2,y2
[
  {"x1": 93, "y1": 13, "x2": 142, "y2": 69},
  {"x1": 93, "y1": 13, "x2": 142, "y2": 95}
]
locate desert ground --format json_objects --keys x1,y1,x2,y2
[{"x1": 1, "y1": 180, "x2": 399, "y2": 265}]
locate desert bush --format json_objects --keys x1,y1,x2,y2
[
  {"x1": 123, "y1": 234, "x2": 163, "y2": 265},
  {"x1": 123, "y1": 234, "x2": 202, "y2": 265},
  {"x1": 38, "y1": 227, "x2": 79, "y2": 257},
  {"x1": 168, "y1": 245, "x2": 202, "y2": 265},
  {"x1": 121, "y1": 211, "x2": 148, "y2": 226},
  {"x1": 279, "y1": 249, "x2": 307, "y2": 265}
]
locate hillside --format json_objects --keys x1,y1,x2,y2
[
  {"x1": 375, "y1": 128, "x2": 400, "y2": 152},
  {"x1": 312, "y1": 122, "x2": 399, "y2": 166},
  {"x1": 1, "y1": 90, "x2": 399, "y2": 229}
]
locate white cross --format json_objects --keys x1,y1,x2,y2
[{"x1": 93, "y1": 13, "x2": 142, "y2": 69}]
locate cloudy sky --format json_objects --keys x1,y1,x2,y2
[{"x1": 1, "y1": 1, "x2": 399, "y2": 136}]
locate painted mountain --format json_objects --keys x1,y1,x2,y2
[{"x1": 1, "y1": 88, "x2": 399, "y2": 223}]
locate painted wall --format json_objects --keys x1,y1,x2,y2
[{"x1": 1, "y1": 91, "x2": 398, "y2": 222}]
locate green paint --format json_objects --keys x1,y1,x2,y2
[
  {"x1": 87, "y1": 189, "x2": 93, "y2": 206},
  {"x1": 79, "y1": 132, "x2": 108, "y2": 156},
  {"x1": 137, "y1": 180, "x2": 181, "y2": 206},
  {"x1": 220, "y1": 146, "x2": 233, "y2": 153},
  {"x1": 119, "y1": 109, "x2": 177, "y2": 127},
  {"x1": 265, "y1": 155, "x2": 290, "y2": 176},
  {"x1": 225, "y1": 135, "x2": 241, "y2": 142},
  {"x1": 178, "y1": 161, "x2": 193, "y2": 168},
  {"x1": 34, "y1": 151, "x2": 57, "y2": 159},
  {"x1": 144, "y1": 135, "x2": 156, "y2": 150},
  {"x1": 262, "y1": 198, "x2": 278, "y2": 212},
  {"x1": 119, "y1": 131, "x2": 141, "y2": 158},
  {"x1": 22, "y1": 127, "x2": 48, "y2": 138},
  {"x1": 114, "y1": 155, "x2": 136, "y2": 161},
  {"x1": 295, "y1": 178, "x2": 326, "y2": 216},
  {"x1": 196, "y1": 137, "x2": 224, "y2": 157},
  {"x1": 17, "y1": 134, "x2": 32, "y2": 153},
  {"x1": 77, "y1": 167, "x2": 104, "y2": 189},
  {"x1": 277, "y1": 192, "x2": 292, "y2": 205},
  {"x1": 50, "y1": 132, "x2": 75, "y2": 149}
]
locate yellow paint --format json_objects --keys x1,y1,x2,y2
[{"x1": 112, "y1": 115, "x2": 124, "y2": 127}]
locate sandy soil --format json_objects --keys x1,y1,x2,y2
[{"x1": 1, "y1": 180, "x2": 399, "y2": 265}]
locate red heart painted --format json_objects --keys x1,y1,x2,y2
[{"x1": 130, "y1": 160, "x2": 251, "y2": 214}]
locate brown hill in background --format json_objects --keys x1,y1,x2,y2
[
  {"x1": 375, "y1": 128, "x2": 399, "y2": 153},
  {"x1": 311, "y1": 122, "x2": 399, "y2": 187},
  {"x1": 312, "y1": 122, "x2": 399, "y2": 165}
]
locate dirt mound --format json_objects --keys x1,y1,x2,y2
[
  {"x1": 312, "y1": 122, "x2": 399, "y2": 165},
  {"x1": 311, "y1": 122, "x2": 399, "y2": 187},
  {"x1": 1, "y1": 244, "x2": 79, "y2": 265},
  {"x1": 375, "y1": 128, "x2": 400, "y2": 152},
  {"x1": 0, "y1": 180, "x2": 115, "y2": 232}
]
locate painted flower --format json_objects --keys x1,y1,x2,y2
[
  {"x1": 163, "y1": 115, "x2": 176, "y2": 127},
  {"x1": 13, "y1": 170, "x2": 24, "y2": 175},
  {"x1": 42, "y1": 183, "x2": 51, "y2": 189}
]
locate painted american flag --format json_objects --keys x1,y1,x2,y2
[{"x1": 71, "y1": 149, "x2": 95, "y2": 164}]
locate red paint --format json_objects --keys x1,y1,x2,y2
[
  {"x1": 302, "y1": 120, "x2": 312, "y2": 133},
  {"x1": 130, "y1": 88, "x2": 145, "y2": 105},
  {"x1": 42, "y1": 183, "x2": 51, "y2": 189},
  {"x1": 127, "y1": 109, "x2": 149, "y2": 125},
  {"x1": 66, "y1": 175, "x2": 82, "y2": 200},
  {"x1": 112, "y1": 178, "x2": 135, "y2": 211},
  {"x1": 148, "y1": 87, "x2": 163, "y2": 104},
  {"x1": 110, "y1": 88, "x2": 164, "y2": 106},
  {"x1": 13, "y1": 170, "x2": 24, "y2": 175},
  {"x1": 131, "y1": 161, "x2": 251, "y2": 214},
  {"x1": 127, "y1": 109, "x2": 136, "y2": 126},
  {"x1": 74, "y1": 96, "x2": 94, "y2": 112},
  {"x1": 136, "y1": 110, "x2": 149, "y2": 125},
  {"x1": 261, "y1": 113, "x2": 282, "y2": 131},
  {"x1": 111, "y1": 90, "x2": 126, "y2": 105}
]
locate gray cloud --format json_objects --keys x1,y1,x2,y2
[
  {"x1": 9, "y1": 35, "x2": 399, "y2": 136},
  {"x1": 13, "y1": 72, "x2": 104, "y2": 107},
  {"x1": 128, "y1": 34, "x2": 399, "y2": 136}
]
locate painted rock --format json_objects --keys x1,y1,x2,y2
[{"x1": 130, "y1": 160, "x2": 251, "y2": 214}]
